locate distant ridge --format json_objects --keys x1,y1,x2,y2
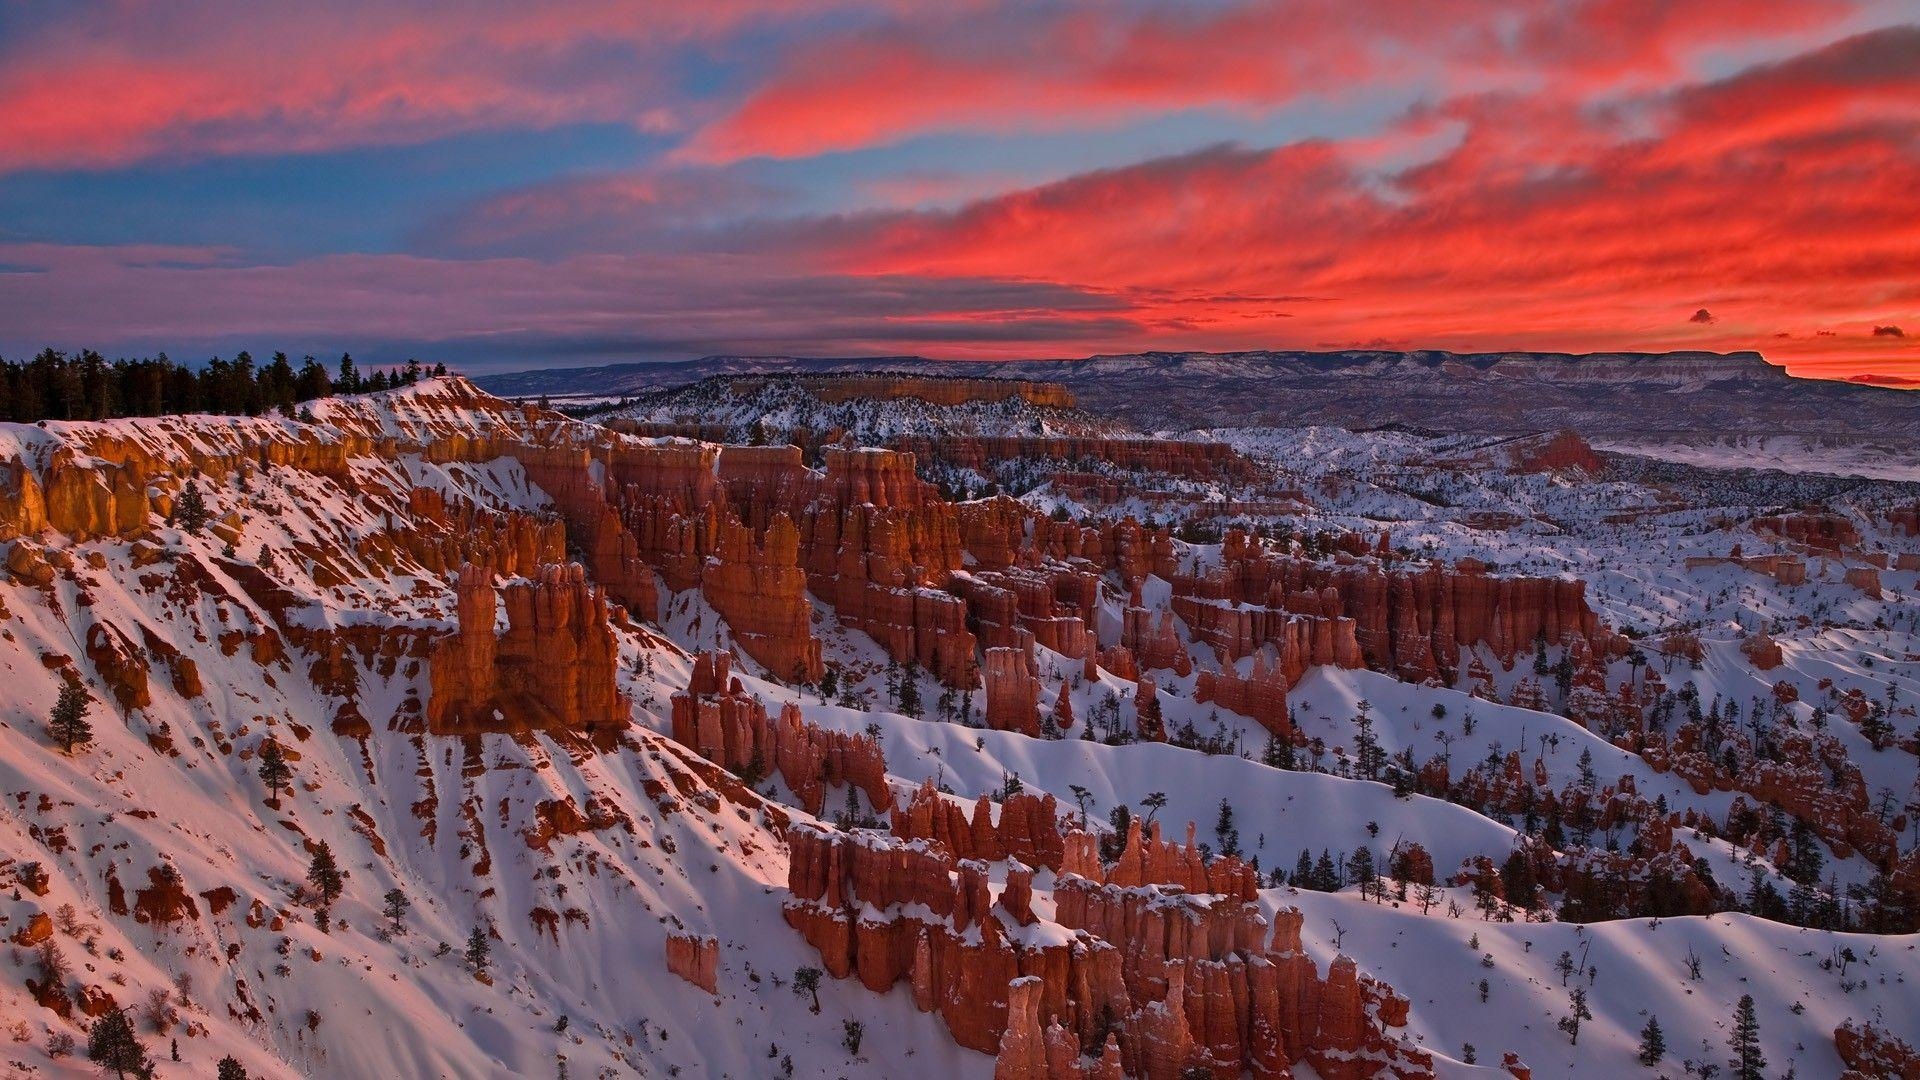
[{"x1": 475, "y1": 349, "x2": 1920, "y2": 440}]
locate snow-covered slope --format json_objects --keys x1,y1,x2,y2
[{"x1": 0, "y1": 379, "x2": 1915, "y2": 1079}]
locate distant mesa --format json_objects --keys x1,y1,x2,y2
[{"x1": 478, "y1": 348, "x2": 1920, "y2": 442}]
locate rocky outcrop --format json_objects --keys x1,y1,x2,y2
[
  {"x1": 1088, "y1": 820, "x2": 1260, "y2": 900},
  {"x1": 1752, "y1": 512, "x2": 1861, "y2": 554},
  {"x1": 1836, "y1": 1021, "x2": 1920, "y2": 1080},
  {"x1": 1169, "y1": 534, "x2": 1607, "y2": 682},
  {"x1": 10, "y1": 910, "x2": 53, "y2": 947},
  {"x1": 397, "y1": 486, "x2": 566, "y2": 580},
  {"x1": 85, "y1": 620, "x2": 152, "y2": 713},
  {"x1": 1123, "y1": 602, "x2": 1192, "y2": 676},
  {"x1": 132, "y1": 865, "x2": 199, "y2": 925},
  {"x1": 668, "y1": 652, "x2": 890, "y2": 816},
  {"x1": 1194, "y1": 653, "x2": 1291, "y2": 737},
  {"x1": 994, "y1": 976, "x2": 1051, "y2": 1080},
  {"x1": 425, "y1": 563, "x2": 630, "y2": 737},
  {"x1": 985, "y1": 645, "x2": 1043, "y2": 736},
  {"x1": 1508, "y1": 429, "x2": 1605, "y2": 474},
  {"x1": 786, "y1": 821, "x2": 1428, "y2": 1080},
  {"x1": 957, "y1": 565, "x2": 1101, "y2": 659},
  {"x1": 1684, "y1": 551, "x2": 1808, "y2": 586},
  {"x1": 610, "y1": 442, "x2": 978, "y2": 685},
  {"x1": 1740, "y1": 631, "x2": 1785, "y2": 670},
  {"x1": 890, "y1": 779, "x2": 1065, "y2": 870},
  {"x1": 511, "y1": 459, "x2": 660, "y2": 621},
  {"x1": 665, "y1": 934, "x2": 719, "y2": 995},
  {"x1": 1133, "y1": 675, "x2": 1165, "y2": 742},
  {"x1": 702, "y1": 515, "x2": 823, "y2": 683},
  {"x1": 1889, "y1": 504, "x2": 1920, "y2": 538},
  {"x1": 1843, "y1": 565, "x2": 1883, "y2": 598},
  {"x1": 1641, "y1": 720, "x2": 1897, "y2": 868}
]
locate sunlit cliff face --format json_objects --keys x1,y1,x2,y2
[{"x1": 0, "y1": 0, "x2": 1914, "y2": 383}]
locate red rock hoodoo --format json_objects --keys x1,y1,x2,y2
[
  {"x1": 425, "y1": 562, "x2": 630, "y2": 736},
  {"x1": 665, "y1": 934, "x2": 719, "y2": 995},
  {"x1": 785, "y1": 821, "x2": 1430, "y2": 1080},
  {"x1": 668, "y1": 652, "x2": 891, "y2": 816}
]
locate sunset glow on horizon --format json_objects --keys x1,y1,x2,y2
[{"x1": 1, "y1": 1, "x2": 1916, "y2": 384}]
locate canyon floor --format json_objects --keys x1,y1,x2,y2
[{"x1": 1, "y1": 373, "x2": 1916, "y2": 1079}]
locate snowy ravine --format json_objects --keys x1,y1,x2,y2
[{"x1": 0, "y1": 378, "x2": 1914, "y2": 1079}]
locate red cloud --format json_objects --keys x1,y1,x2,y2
[
  {"x1": 4, "y1": 8, "x2": 1913, "y2": 387},
  {"x1": 0, "y1": 1, "x2": 876, "y2": 171},
  {"x1": 812, "y1": 26, "x2": 1920, "y2": 365},
  {"x1": 685, "y1": 0, "x2": 1861, "y2": 161}
]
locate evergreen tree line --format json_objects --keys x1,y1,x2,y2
[{"x1": 0, "y1": 348, "x2": 448, "y2": 423}]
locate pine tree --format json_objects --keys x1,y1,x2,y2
[
  {"x1": 172, "y1": 480, "x2": 210, "y2": 533},
  {"x1": 791, "y1": 966, "x2": 823, "y2": 1013},
  {"x1": 1312, "y1": 850, "x2": 1340, "y2": 891},
  {"x1": 1346, "y1": 847, "x2": 1378, "y2": 901},
  {"x1": 1262, "y1": 732, "x2": 1296, "y2": 770},
  {"x1": 1637, "y1": 1014, "x2": 1666, "y2": 1066},
  {"x1": 1353, "y1": 699, "x2": 1384, "y2": 780},
  {"x1": 465, "y1": 925, "x2": 492, "y2": 974},
  {"x1": 218, "y1": 1056, "x2": 249, "y2": 1080},
  {"x1": 86, "y1": 1006, "x2": 153, "y2": 1079},
  {"x1": 1554, "y1": 949, "x2": 1576, "y2": 987},
  {"x1": 49, "y1": 677, "x2": 93, "y2": 754},
  {"x1": 256, "y1": 739, "x2": 292, "y2": 806},
  {"x1": 1728, "y1": 994, "x2": 1765, "y2": 1080},
  {"x1": 1557, "y1": 986, "x2": 1592, "y2": 1045},
  {"x1": 383, "y1": 888, "x2": 411, "y2": 935},
  {"x1": 306, "y1": 841, "x2": 345, "y2": 911},
  {"x1": 897, "y1": 663, "x2": 923, "y2": 717},
  {"x1": 1214, "y1": 798, "x2": 1241, "y2": 858},
  {"x1": 295, "y1": 356, "x2": 333, "y2": 401}
]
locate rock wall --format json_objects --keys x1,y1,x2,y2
[
  {"x1": 425, "y1": 562, "x2": 630, "y2": 737},
  {"x1": 984, "y1": 645, "x2": 1043, "y2": 736},
  {"x1": 608, "y1": 442, "x2": 978, "y2": 686},
  {"x1": 1683, "y1": 551, "x2": 1808, "y2": 586},
  {"x1": 1194, "y1": 655, "x2": 1291, "y2": 738},
  {"x1": 1123, "y1": 602, "x2": 1192, "y2": 676},
  {"x1": 783, "y1": 822, "x2": 1430, "y2": 1080},
  {"x1": 890, "y1": 779, "x2": 1066, "y2": 870},
  {"x1": 1835, "y1": 1021, "x2": 1920, "y2": 1080},
  {"x1": 957, "y1": 564, "x2": 1100, "y2": 659},
  {"x1": 1171, "y1": 534, "x2": 1607, "y2": 682},
  {"x1": 667, "y1": 652, "x2": 890, "y2": 816},
  {"x1": 515, "y1": 454, "x2": 659, "y2": 621},
  {"x1": 1751, "y1": 512, "x2": 1861, "y2": 554},
  {"x1": 665, "y1": 934, "x2": 719, "y2": 995},
  {"x1": 703, "y1": 515, "x2": 823, "y2": 683}
]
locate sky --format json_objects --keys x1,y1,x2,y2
[{"x1": 0, "y1": 0, "x2": 1916, "y2": 384}]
